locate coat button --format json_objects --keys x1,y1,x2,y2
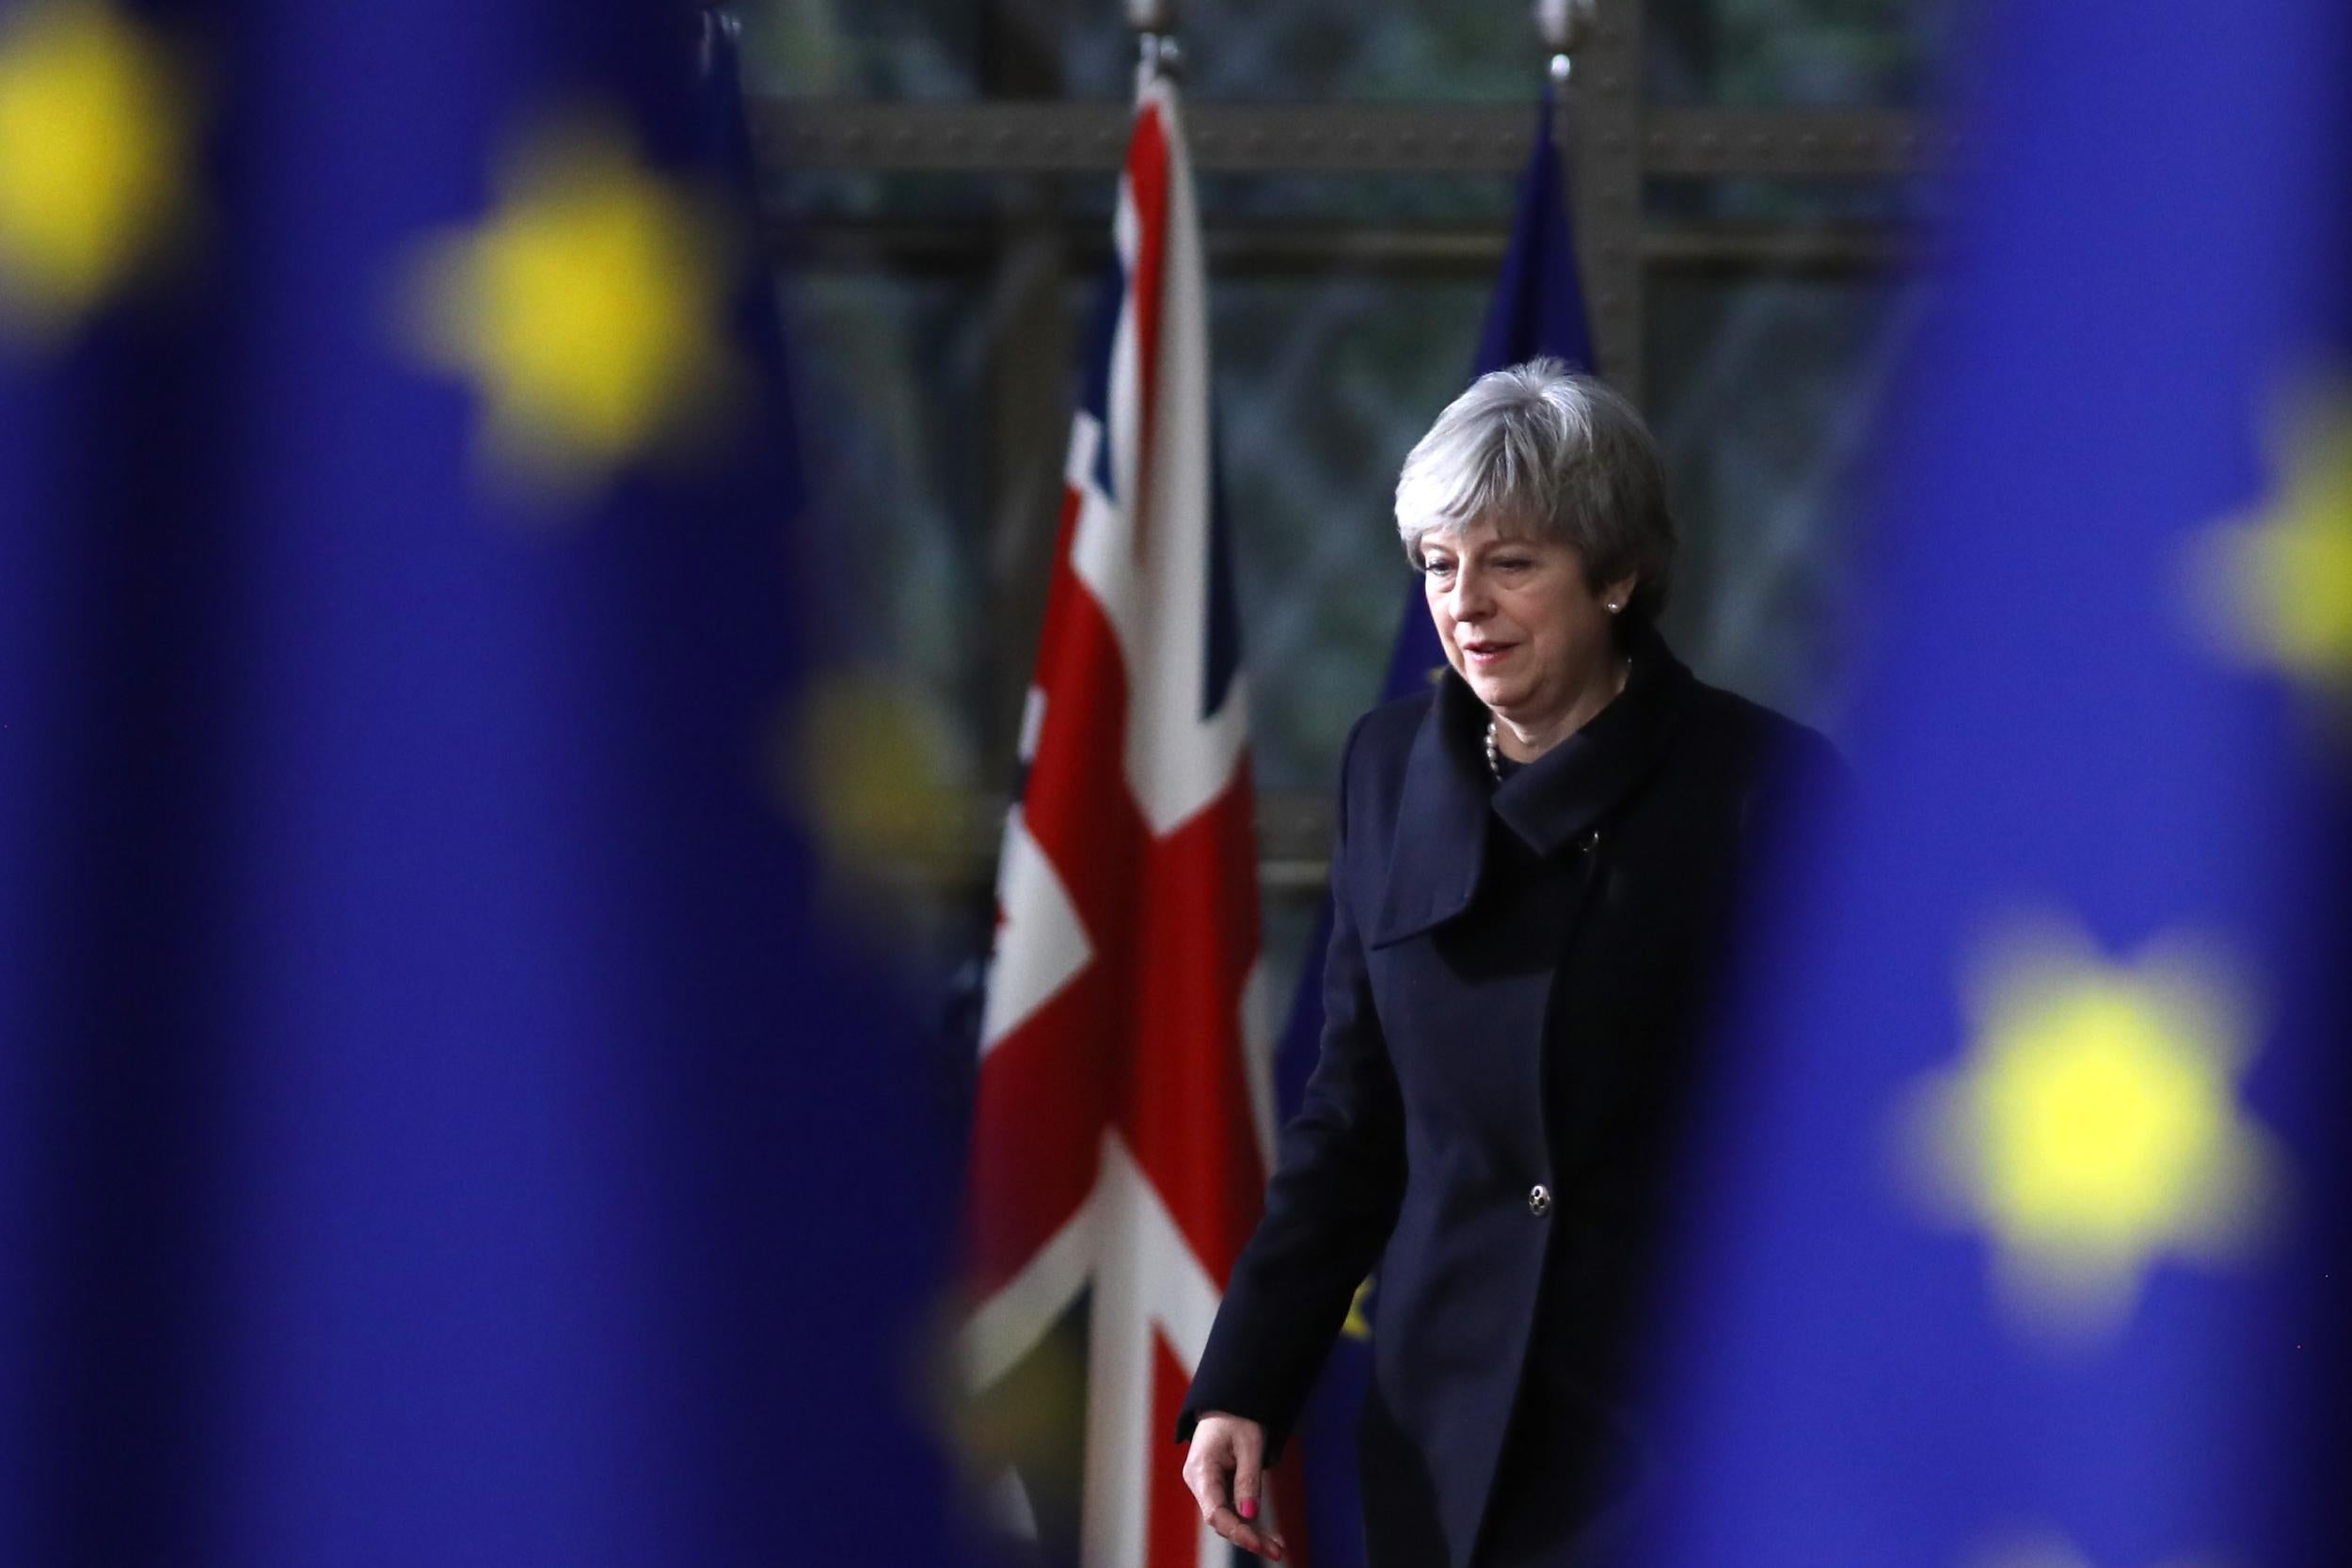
[
  {"x1": 1527, "y1": 1183, "x2": 1552, "y2": 1217},
  {"x1": 1578, "y1": 830, "x2": 1600, "y2": 853}
]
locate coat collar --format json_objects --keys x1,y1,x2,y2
[{"x1": 1368, "y1": 627, "x2": 1695, "y2": 949}]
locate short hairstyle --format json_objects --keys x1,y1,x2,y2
[{"x1": 1393, "y1": 359, "x2": 1677, "y2": 634}]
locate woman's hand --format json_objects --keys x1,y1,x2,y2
[{"x1": 1181, "y1": 1412, "x2": 1286, "y2": 1560}]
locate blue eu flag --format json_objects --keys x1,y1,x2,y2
[
  {"x1": 1639, "y1": 5, "x2": 2352, "y2": 1567},
  {"x1": 1270, "y1": 83, "x2": 1596, "y2": 1568},
  {"x1": 0, "y1": 7, "x2": 967, "y2": 1566}
]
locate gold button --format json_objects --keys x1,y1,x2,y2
[{"x1": 1528, "y1": 1183, "x2": 1552, "y2": 1216}]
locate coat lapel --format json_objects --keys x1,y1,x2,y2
[
  {"x1": 1490, "y1": 627, "x2": 1695, "y2": 857},
  {"x1": 1368, "y1": 673, "x2": 1493, "y2": 949},
  {"x1": 1368, "y1": 628, "x2": 1696, "y2": 949}
]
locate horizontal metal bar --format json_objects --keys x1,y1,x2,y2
[
  {"x1": 755, "y1": 99, "x2": 1941, "y2": 178},
  {"x1": 1642, "y1": 225, "x2": 1924, "y2": 272},
  {"x1": 868, "y1": 861, "x2": 1338, "y2": 899},
  {"x1": 1256, "y1": 790, "x2": 1335, "y2": 862},
  {"x1": 775, "y1": 218, "x2": 1917, "y2": 277},
  {"x1": 772, "y1": 224, "x2": 1517, "y2": 276},
  {"x1": 1641, "y1": 108, "x2": 1951, "y2": 178},
  {"x1": 755, "y1": 101, "x2": 1531, "y2": 174},
  {"x1": 851, "y1": 789, "x2": 1337, "y2": 890}
]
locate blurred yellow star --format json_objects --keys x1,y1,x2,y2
[
  {"x1": 1979, "y1": 1538, "x2": 2097, "y2": 1568},
  {"x1": 1904, "y1": 918, "x2": 2280, "y2": 1342},
  {"x1": 1341, "y1": 1275, "x2": 1375, "y2": 1340},
  {"x1": 780, "y1": 673, "x2": 966, "y2": 878},
  {"x1": 2188, "y1": 387, "x2": 2352, "y2": 694},
  {"x1": 1973, "y1": 1532, "x2": 2227, "y2": 1568},
  {"x1": 400, "y1": 121, "x2": 740, "y2": 494},
  {"x1": 0, "y1": 0, "x2": 190, "y2": 340}
]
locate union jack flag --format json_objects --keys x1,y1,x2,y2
[{"x1": 962, "y1": 71, "x2": 1283, "y2": 1568}]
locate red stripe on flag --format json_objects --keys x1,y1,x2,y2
[
  {"x1": 964, "y1": 967, "x2": 1117, "y2": 1294},
  {"x1": 1120, "y1": 775, "x2": 1265, "y2": 1282},
  {"x1": 1024, "y1": 479, "x2": 1089, "y2": 705},
  {"x1": 1123, "y1": 102, "x2": 1169, "y2": 560}
]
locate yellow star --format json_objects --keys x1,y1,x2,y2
[
  {"x1": 778, "y1": 673, "x2": 966, "y2": 879},
  {"x1": 2186, "y1": 385, "x2": 2352, "y2": 695},
  {"x1": 1341, "y1": 1275, "x2": 1375, "y2": 1340},
  {"x1": 0, "y1": 0, "x2": 191, "y2": 341},
  {"x1": 399, "y1": 121, "x2": 742, "y2": 495},
  {"x1": 1901, "y1": 917, "x2": 2282, "y2": 1342}
]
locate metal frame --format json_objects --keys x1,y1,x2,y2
[
  {"x1": 779, "y1": 221, "x2": 1912, "y2": 280},
  {"x1": 753, "y1": 100, "x2": 1932, "y2": 386},
  {"x1": 755, "y1": 103, "x2": 1937, "y2": 179},
  {"x1": 755, "y1": 6, "x2": 1931, "y2": 884}
]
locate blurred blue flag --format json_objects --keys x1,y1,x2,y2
[
  {"x1": 0, "y1": 7, "x2": 968, "y2": 1566},
  {"x1": 1270, "y1": 85, "x2": 1595, "y2": 1568},
  {"x1": 1639, "y1": 6, "x2": 2352, "y2": 1568}
]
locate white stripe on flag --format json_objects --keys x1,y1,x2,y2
[
  {"x1": 978, "y1": 804, "x2": 1093, "y2": 1059},
  {"x1": 1080, "y1": 1133, "x2": 1228, "y2": 1568}
]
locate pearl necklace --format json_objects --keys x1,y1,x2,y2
[{"x1": 1485, "y1": 657, "x2": 1632, "y2": 783}]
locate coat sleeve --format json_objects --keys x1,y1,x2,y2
[{"x1": 1176, "y1": 715, "x2": 1408, "y2": 1461}]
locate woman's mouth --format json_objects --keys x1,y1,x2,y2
[{"x1": 1462, "y1": 641, "x2": 1514, "y2": 668}]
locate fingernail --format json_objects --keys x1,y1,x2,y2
[{"x1": 1239, "y1": 1499, "x2": 1256, "y2": 1520}]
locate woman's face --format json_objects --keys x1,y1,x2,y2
[{"x1": 1419, "y1": 515, "x2": 1629, "y2": 730}]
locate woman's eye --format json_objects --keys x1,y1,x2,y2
[
  {"x1": 1422, "y1": 559, "x2": 1454, "y2": 577},
  {"x1": 1494, "y1": 558, "x2": 1530, "y2": 572}
]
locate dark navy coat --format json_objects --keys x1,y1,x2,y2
[{"x1": 1181, "y1": 630, "x2": 1832, "y2": 1567}]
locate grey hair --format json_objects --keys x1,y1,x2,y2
[{"x1": 1393, "y1": 359, "x2": 1677, "y2": 633}]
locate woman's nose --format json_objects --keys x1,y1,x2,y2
[{"x1": 1446, "y1": 567, "x2": 1490, "y2": 619}]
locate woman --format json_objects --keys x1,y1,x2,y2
[{"x1": 1178, "y1": 361, "x2": 1835, "y2": 1567}]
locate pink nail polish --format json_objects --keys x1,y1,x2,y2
[{"x1": 1239, "y1": 1498, "x2": 1257, "y2": 1521}]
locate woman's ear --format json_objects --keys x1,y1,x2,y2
[{"x1": 1600, "y1": 575, "x2": 1638, "y2": 615}]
